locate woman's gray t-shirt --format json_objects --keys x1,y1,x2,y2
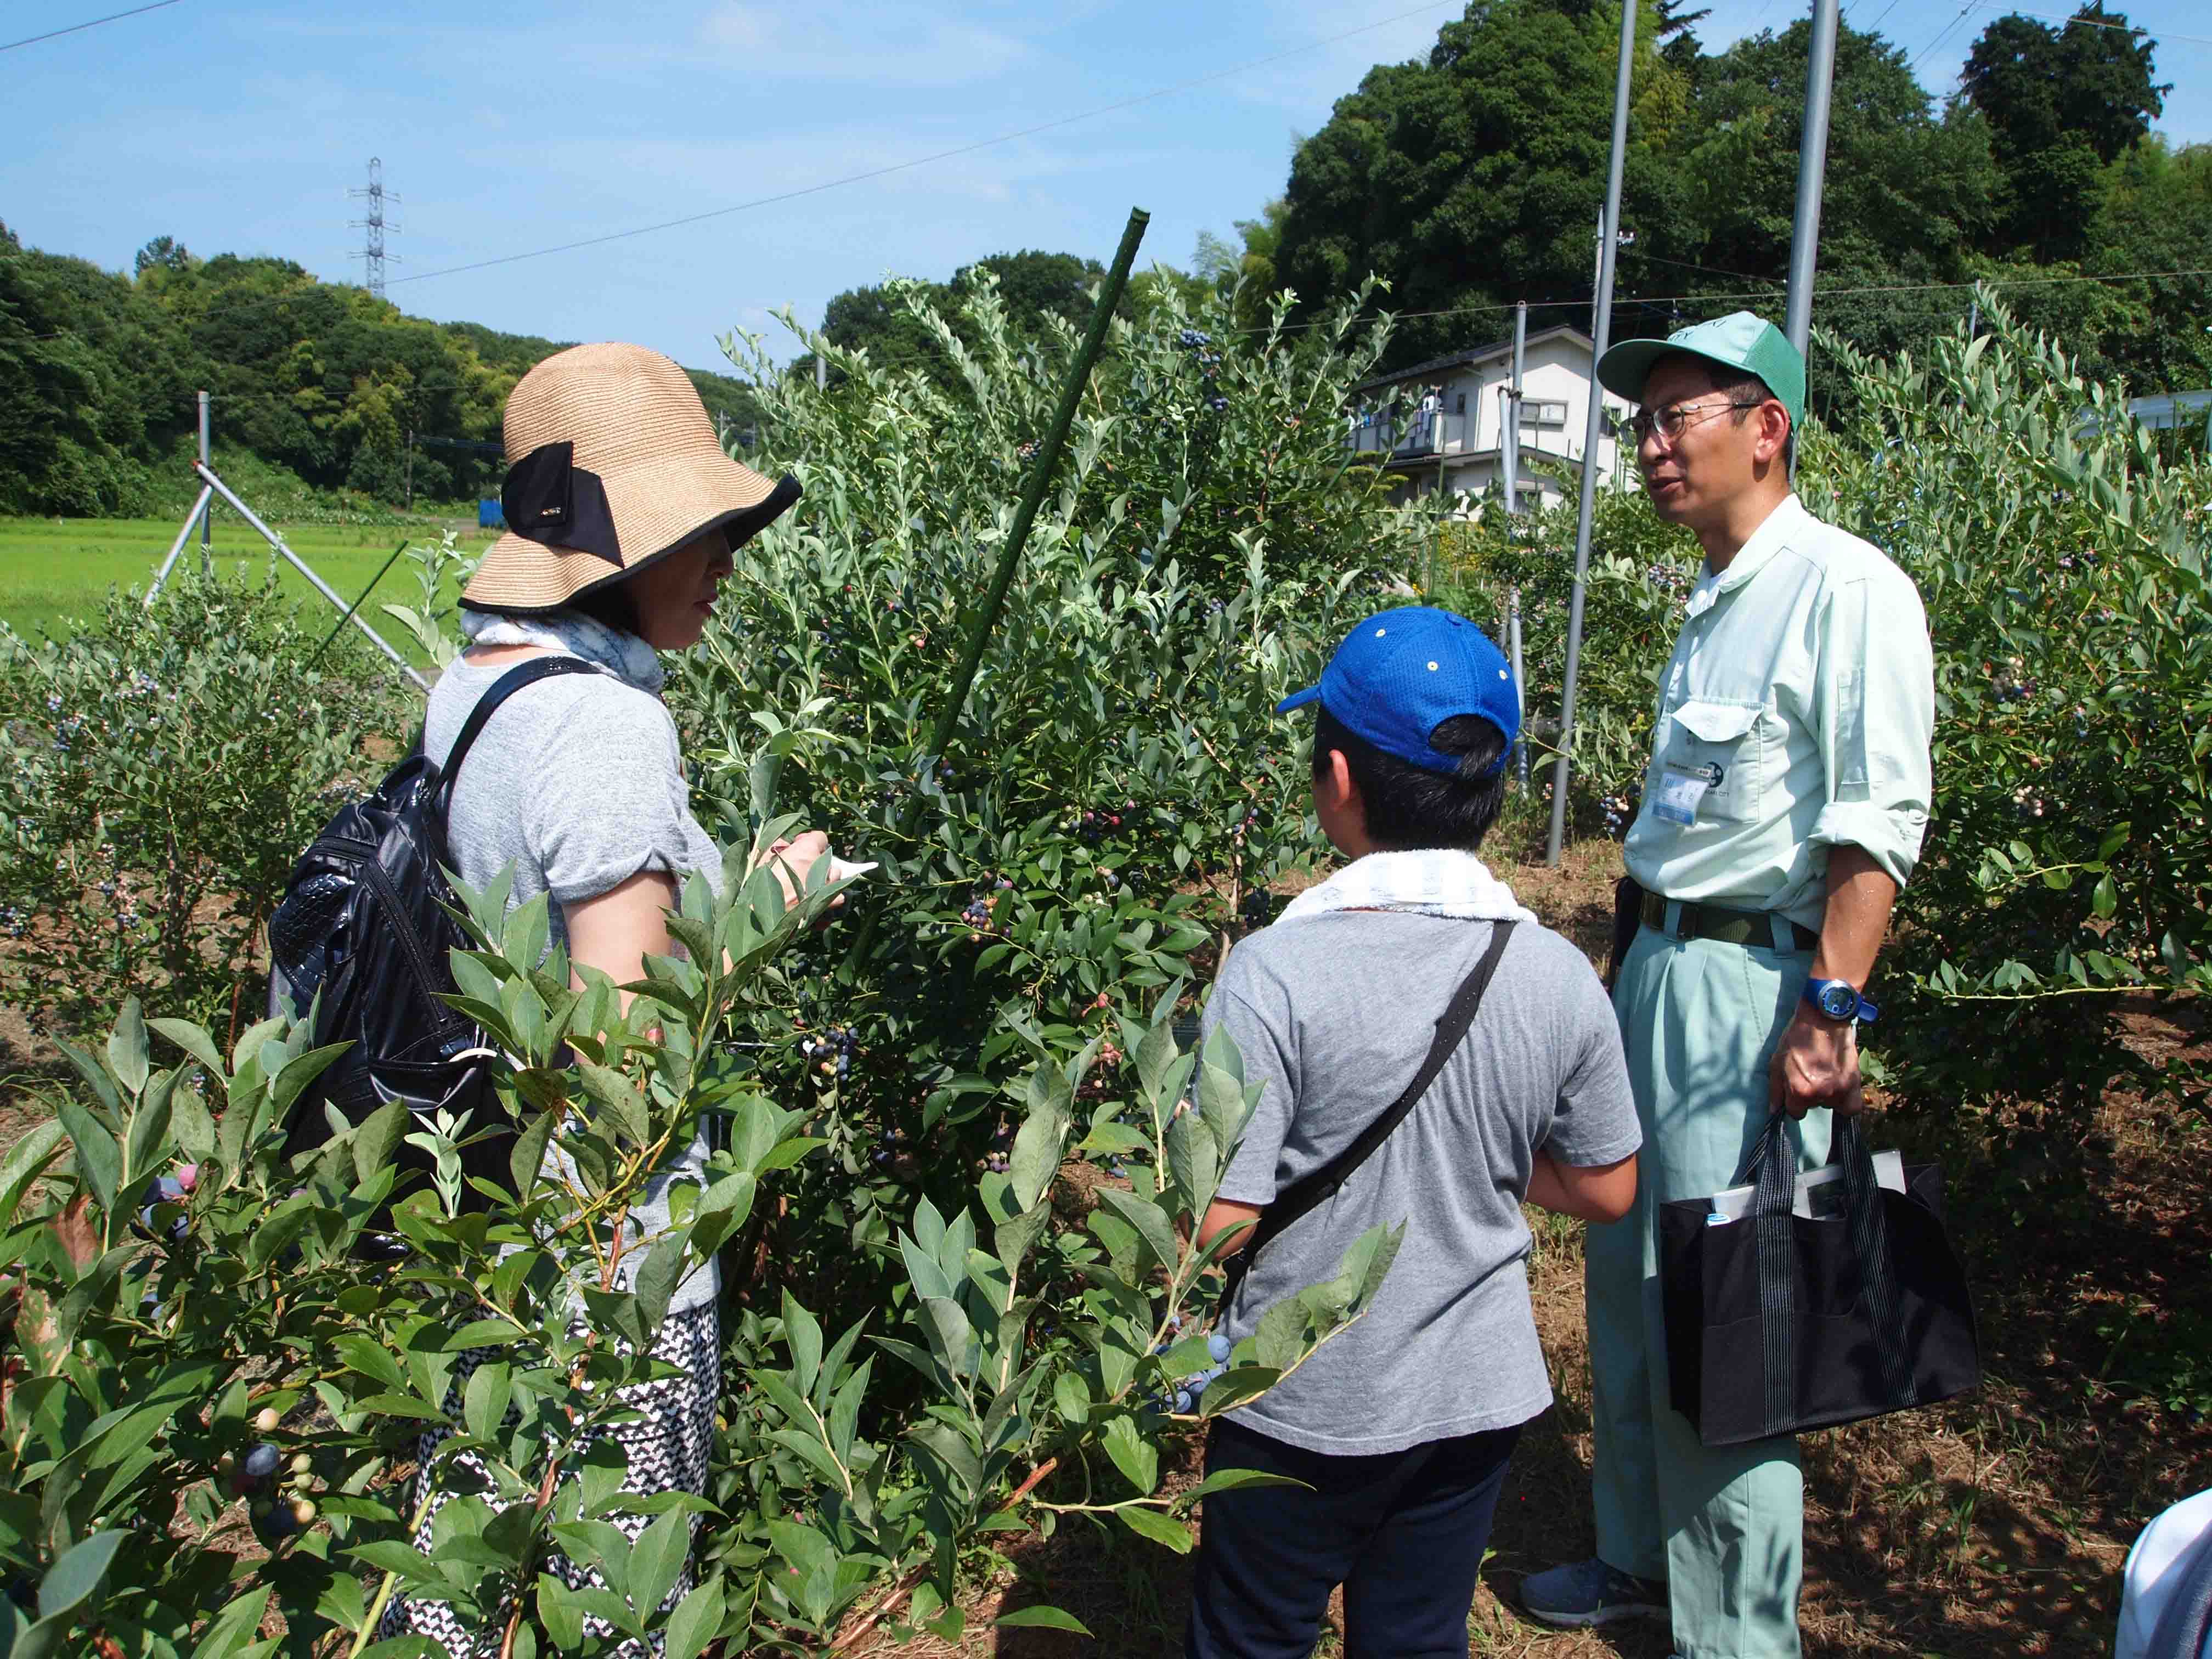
[
  {"x1": 1205, "y1": 912, "x2": 1640, "y2": 1455},
  {"x1": 424, "y1": 651, "x2": 724, "y2": 1315}
]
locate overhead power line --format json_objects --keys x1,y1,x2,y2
[
  {"x1": 0, "y1": 0, "x2": 180, "y2": 54},
  {"x1": 1961, "y1": 3, "x2": 2212, "y2": 50}
]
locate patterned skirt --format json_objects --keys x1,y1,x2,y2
[{"x1": 379, "y1": 1302, "x2": 720, "y2": 1658}]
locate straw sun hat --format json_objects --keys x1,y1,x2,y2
[{"x1": 462, "y1": 342, "x2": 800, "y2": 614}]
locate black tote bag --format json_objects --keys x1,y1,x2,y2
[{"x1": 1658, "y1": 1114, "x2": 1981, "y2": 1448}]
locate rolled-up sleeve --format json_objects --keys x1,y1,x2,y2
[{"x1": 1808, "y1": 563, "x2": 1935, "y2": 887}]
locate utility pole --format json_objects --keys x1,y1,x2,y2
[
  {"x1": 404, "y1": 429, "x2": 414, "y2": 511},
  {"x1": 349, "y1": 157, "x2": 401, "y2": 301},
  {"x1": 196, "y1": 390, "x2": 212, "y2": 568},
  {"x1": 1502, "y1": 301, "x2": 1526, "y2": 518},
  {"x1": 1782, "y1": 0, "x2": 1840, "y2": 366},
  {"x1": 1547, "y1": 0, "x2": 1638, "y2": 868}
]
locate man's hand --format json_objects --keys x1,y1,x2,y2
[{"x1": 1769, "y1": 1006, "x2": 1865, "y2": 1119}]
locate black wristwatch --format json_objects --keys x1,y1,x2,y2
[{"x1": 1802, "y1": 977, "x2": 1878, "y2": 1025}]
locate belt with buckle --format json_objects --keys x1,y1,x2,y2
[{"x1": 1639, "y1": 890, "x2": 1818, "y2": 955}]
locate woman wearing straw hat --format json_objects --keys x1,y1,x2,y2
[{"x1": 382, "y1": 341, "x2": 811, "y2": 1656}]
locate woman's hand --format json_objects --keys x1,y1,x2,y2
[{"x1": 753, "y1": 831, "x2": 834, "y2": 915}]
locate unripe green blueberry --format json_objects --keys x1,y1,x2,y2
[
  {"x1": 291, "y1": 1498, "x2": 317, "y2": 1526},
  {"x1": 290, "y1": 1452, "x2": 314, "y2": 1478},
  {"x1": 252, "y1": 1407, "x2": 280, "y2": 1434}
]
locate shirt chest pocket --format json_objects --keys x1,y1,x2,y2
[{"x1": 1657, "y1": 697, "x2": 1767, "y2": 825}]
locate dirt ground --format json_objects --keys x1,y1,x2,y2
[{"x1": 847, "y1": 833, "x2": 2212, "y2": 1659}]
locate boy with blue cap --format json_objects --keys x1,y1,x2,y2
[
  {"x1": 1184, "y1": 605, "x2": 1643, "y2": 1659},
  {"x1": 1520, "y1": 313, "x2": 1934, "y2": 1658}
]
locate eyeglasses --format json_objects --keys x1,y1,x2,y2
[{"x1": 1625, "y1": 397, "x2": 1763, "y2": 446}]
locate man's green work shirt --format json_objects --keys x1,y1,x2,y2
[{"x1": 1622, "y1": 493, "x2": 1934, "y2": 932}]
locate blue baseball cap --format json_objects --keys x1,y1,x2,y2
[{"x1": 1278, "y1": 606, "x2": 1519, "y2": 777}]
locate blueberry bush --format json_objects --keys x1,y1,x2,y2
[
  {"x1": 0, "y1": 833, "x2": 1396, "y2": 1654},
  {"x1": 0, "y1": 569, "x2": 403, "y2": 1035},
  {"x1": 1434, "y1": 292, "x2": 2211, "y2": 1120},
  {"x1": 664, "y1": 274, "x2": 1434, "y2": 1310}
]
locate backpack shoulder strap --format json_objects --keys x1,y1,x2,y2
[
  {"x1": 1221, "y1": 918, "x2": 1518, "y2": 1299},
  {"x1": 436, "y1": 657, "x2": 606, "y2": 801}
]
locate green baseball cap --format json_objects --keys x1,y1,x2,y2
[{"x1": 1596, "y1": 311, "x2": 1805, "y2": 427}]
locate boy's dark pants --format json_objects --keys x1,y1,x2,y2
[{"x1": 1185, "y1": 1415, "x2": 1523, "y2": 1659}]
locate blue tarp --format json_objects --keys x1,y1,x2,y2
[{"x1": 478, "y1": 499, "x2": 505, "y2": 529}]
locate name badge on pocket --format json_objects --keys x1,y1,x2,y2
[{"x1": 1654, "y1": 761, "x2": 1723, "y2": 825}]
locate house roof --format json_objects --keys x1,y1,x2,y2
[{"x1": 1350, "y1": 324, "x2": 1593, "y2": 396}]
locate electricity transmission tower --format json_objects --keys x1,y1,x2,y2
[{"x1": 348, "y1": 157, "x2": 400, "y2": 299}]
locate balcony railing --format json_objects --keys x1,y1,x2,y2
[{"x1": 1344, "y1": 409, "x2": 1464, "y2": 462}]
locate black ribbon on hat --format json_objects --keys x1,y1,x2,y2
[{"x1": 500, "y1": 441, "x2": 624, "y2": 566}]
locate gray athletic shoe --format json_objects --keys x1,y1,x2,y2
[{"x1": 1519, "y1": 1558, "x2": 1668, "y2": 1627}]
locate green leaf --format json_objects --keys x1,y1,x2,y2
[
  {"x1": 634, "y1": 1232, "x2": 689, "y2": 1334},
  {"x1": 1101, "y1": 1415, "x2": 1159, "y2": 1496},
  {"x1": 35, "y1": 1527, "x2": 125, "y2": 1622},
  {"x1": 463, "y1": 1361, "x2": 513, "y2": 1443},
  {"x1": 334, "y1": 1333, "x2": 410, "y2": 1392},
  {"x1": 1115, "y1": 1505, "x2": 1193, "y2": 1553},
  {"x1": 0, "y1": 1122, "x2": 66, "y2": 1226},
  {"x1": 782, "y1": 1291, "x2": 823, "y2": 1400},
  {"x1": 54, "y1": 1092, "x2": 119, "y2": 1215},
  {"x1": 1007, "y1": 1101, "x2": 1065, "y2": 1214},
  {"x1": 268, "y1": 1043, "x2": 353, "y2": 1121},
  {"x1": 994, "y1": 1605, "x2": 1093, "y2": 1635},
  {"x1": 1181, "y1": 1466, "x2": 1312, "y2": 1504},
  {"x1": 628, "y1": 1508, "x2": 691, "y2": 1621},
  {"x1": 664, "y1": 1572, "x2": 726, "y2": 1659},
  {"x1": 576, "y1": 1062, "x2": 649, "y2": 1147},
  {"x1": 1093, "y1": 1187, "x2": 1178, "y2": 1273},
  {"x1": 147, "y1": 1017, "x2": 225, "y2": 1079},
  {"x1": 351, "y1": 1098, "x2": 410, "y2": 1188},
  {"x1": 106, "y1": 997, "x2": 149, "y2": 1096},
  {"x1": 51, "y1": 1037, "x2": 120, "y2": 1121}
]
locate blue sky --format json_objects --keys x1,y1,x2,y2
[{"x1": 5, "y1": 0, "x2": 2207, "y2": 375}]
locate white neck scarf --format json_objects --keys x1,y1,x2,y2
[
  {"x1": 458, "y1": 608, "x2": 664, "y2": 695},
  {"x1": 1276, "y1": 848, "x2": 1537, "y2": 926}
]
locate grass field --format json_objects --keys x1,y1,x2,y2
[{"x1": 0, "y1": 515, "x2": 495, "y2": 648}]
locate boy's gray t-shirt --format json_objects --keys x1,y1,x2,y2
[
  {"x1": 424, "y1": 652, "x2": 725, "y2": 1316},
  {"x1": 1205, "y1": 910, "x2": 1639, "y2": 1455}
]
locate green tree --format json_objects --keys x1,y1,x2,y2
[
  {"x1": 1961, "y1": 4, "x2": 2168, "y2": 259},
  {"x1": 1274, "y1": 0, "x2": 1690, "y2": 369}
]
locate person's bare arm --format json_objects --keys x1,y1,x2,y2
[
  {"x1": 1197, "y1": 1198, "x2": 1263, "y2": 1257},
  {"x1": 1770, "y1": 844, "x2": 1898, "y2": 1120},
  {"x1": 1525, "y1": 1150, "x2": 1639, "y2": 1223},
  {"x1": 565, "y1": 870, "x2": 681, "y2": 1008}
]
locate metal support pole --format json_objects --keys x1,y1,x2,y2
[
  {"x1": 196, "y1": 391, "x2": 212, "y2": 563},
  {"x1": 1508, "y1": 587, "x2": 1528, "y2": 788},
  {"x1": 1546, "y1": 0, "x2": 1638, "y2": 867},
  {"x1": 1503, "y1": 301, "x2": 1525, "y2": 517},
  {"x1": 148, "y1": 483, "x2": 215, "y2": 602},
  {"x1": 1783, "y1": 0, "x2": 1841, "y2": 363},
  {"x1": 190, "y1": 462, "x2": 428, "y2": 690},
  {"x1": 404, "y1": 429, "x2": 415, "y2": 511},
  {"x1": 816, "y1": 352, "x2": 827, "y2": 391}
]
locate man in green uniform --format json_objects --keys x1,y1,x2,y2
[{"x1": 1521, "y1": 313, "x2": 1935, "y2": 1659}]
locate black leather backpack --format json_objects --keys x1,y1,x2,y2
[{"x1": 266, "y1": 656, "x2": 602, "y2": 1205}]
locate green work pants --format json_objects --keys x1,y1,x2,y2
[{"x1": 1585, "y1": 921, "x2": 1830, "y2": 1659}]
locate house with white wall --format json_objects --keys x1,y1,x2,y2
[{"x1": 1343, "y1": 324, "x2": 1637, "y2": 514}]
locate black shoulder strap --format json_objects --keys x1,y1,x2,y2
[
  {"x1": 1220, "y1": 919, "x2": 1518, "y2": 1303},
  {"x1": 436, "y1": 656, "x2": 605, "y2": 804}
]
